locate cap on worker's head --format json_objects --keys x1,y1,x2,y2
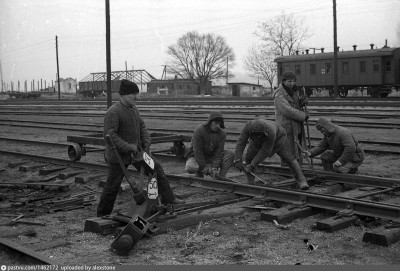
[
  {"x1": 282, "y1": 71, "x2": 296, "y2": 81},
  {"x1": 119, "y1": 79, "x2": 139, "y2": 96},
  {"x1": 250, "y1": 119, "x2": 268, "y2": 137},
  {"x1": 206, "y1": 111, "x2": 225, "y2": 129},
  {"x1": 315, "y1": 117, "x2": 335, "y2": 133}
]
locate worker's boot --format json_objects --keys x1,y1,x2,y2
[{"x1": 287, "y1": 160, "x2": 309, "y2": 190}]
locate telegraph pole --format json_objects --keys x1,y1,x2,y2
[
  {"x1": 105, "y1": 0, "x2": 112, "y2": 108},
  {"x1": 333, "y1": 0, "x2": 338, "y2": 97},
  {"x1": 0, "y1": 60, "x2": 3, "y2": 92},
  {"x1": 226, "y1": 57, "x2": 229, "y2": 84},
  {"x1": 56, "y1": 35, "x2": 61, "y2": 100}
]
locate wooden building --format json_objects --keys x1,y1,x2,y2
[
  {"x1": 147, "y1": 78, "x2": 212, "y2": 95},
  {"x1": 227, "y1": 82, "x2": 263, "y2": 97}
]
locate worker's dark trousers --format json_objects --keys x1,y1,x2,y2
[{"x1": 97, "y1": 159, "x2": 175, "y2": 217}]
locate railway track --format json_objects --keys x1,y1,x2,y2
[
  {"x1": 1, "y1": 150, "x2": 400, "y2": 232},
  {"x1": 0, "y1": 124, "x2": 399, "y2": 156},
  {"x1": 1, "y1": 97, "x2": 400, "y2": 264}
]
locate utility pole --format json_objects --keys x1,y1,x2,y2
[
  {"x1": 333, "y1": 0, "x2": 338, "y2": 97},
  {"x1": 125, "y1": 61, "x2": 128, "y2": 78},
  {"x1": 161, "y1": 65, "x2": 167, "y2": 80},
  {"x1": 0, "y1": 60, "x2": 3, "y2": 92},
  {"x1": 56, "y1": 35, "x2": 61, "y2": 100},
  {"x1": 105, "y1": 0, "x2": 112, "y2": 109},
  {"x1": 226, "y1": 57, "x2": 229, "y2": 85}
]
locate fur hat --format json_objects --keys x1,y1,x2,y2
[
  {"x1": 315, "y1": 117, "x2": 335, "y2": 133},
  {"x1": 282, "y1": 71, "x2": 296, "y2": 81},
  {"x1": 119, "y1": 79, "x2": 139, "y2": 96},
  {"x1": 205, "y1": 111, "x2": 225, "y2": 129}
]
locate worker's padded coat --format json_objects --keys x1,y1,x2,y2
[
  {"x1": 185, "y1": 125, "x2": 226, "y2": 171},
  {"x1": 273, "y1": 84, "x2": 307, "y2": 159},
  {"x1": 103, "y1": 101, "x2": 151, "y2": 165},
  {"x1": 234, "y1": 119, "x2": 290, "y2": 168},
  {"x1": 309, "y1": 118, "x2": 365, "y2": 165}
]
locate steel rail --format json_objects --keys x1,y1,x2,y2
[
  {"x1": 1, "y1": 119, "x2": 400, "y2": 147},
  {"x1": 2, "y1": 150, "x2": 400, "y2": 222},
  {"x1": 0, "y1": 238, "x2": 57, "y2": 265},
  {"x1": 1, "y1": 107, "x2": 400, "y2": 119},
  {"x1": 166, "y1": 174, "x2": 400, "y2": 223},
  {"x1": 1, "y1": 127, "x2": 399, "y2": 156},
  {"x1": 1, "y1": 111, "x2": 399, "y2": 129}
]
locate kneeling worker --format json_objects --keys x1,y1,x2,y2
[
  {"x1": 185, "y1": 111, "x2": 234, "y2": 179},
  {"x1": 304, "y1": 117, "x2": 364, "y2": 174},
  {"x1": 234, "y1": 118, "x2": 309, "y2": 190}
]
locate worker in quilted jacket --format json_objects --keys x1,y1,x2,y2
[
  {"x1": 97, "y1": 79, "x2": 184, "y2": 217},
  {"x1": 273, "y1": 71, "x2": 309, "y2": 167},
  {"x1": 184, "y1": 111, "x2": 234, "y2": 179},
  {"x1": 234, "y1": 118, "x2": 309, "y2": 190},
  {"x1": 304, "y1": 118, "x2": 365, "y2": 174}
]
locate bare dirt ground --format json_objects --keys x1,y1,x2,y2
[{"x1": 1, "y1": 111, "x2": 400, "y2": 266}]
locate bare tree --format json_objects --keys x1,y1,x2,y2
[
  {"x1": 244, "y1": 43, "x2": 277, "y2": 92},
  {"x1": 167, "y1": 31, "x2": 235, "y2": 95},
  {"x1": 243, "y1": 12, "x2": 311, "y2": 89},
  {"x1": 255, "y1": 12, "x2": 311, "y2": 56}
]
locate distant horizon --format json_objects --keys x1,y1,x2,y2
[{"x1": 1, "y1": 0, "x2": 399, "y2": 90}]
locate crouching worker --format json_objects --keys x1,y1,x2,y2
[
  {"x1": 97, "y1": 79, "x2": 184, "y2": 217},
  {"x1": 304, "y1": 117, "x2": 364, "y2": 174},
  {"x1": 234, "y1": 119, "x2": 309, "y2": 190},
  {"x1": 184, "y1": 111, "x2": 234, "y2": 179}
]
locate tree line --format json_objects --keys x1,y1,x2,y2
[{"x1": 166, "y1": 12, "x2": 311, "y2": 94}]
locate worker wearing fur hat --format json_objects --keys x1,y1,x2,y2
[
  {"x1": 304, "y1": 118, "x2": 365, "y2": 174},
  {"x1": 184, "y1": 111, "x2": 234, "y2": 179},
  {"x1": 234, "y1": 119, "x2": 309, "y2": 190},
  {"x1": 273, "y1": 71, "x2": 309, "y2": 167},
  {"x1": 97, "y1": 79, "x2": 184, "y2": 217}
]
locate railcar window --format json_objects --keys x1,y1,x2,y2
[
  {"x1": 295, "y1": 65, "x2": 301, "y2": 75},
  {"x1": 342, "y1": 62, "x2": 349, "y2": 74},
  {"x1": 310, "y1": 64, "x2": 316, "y2": 75},
  {"x1": 325, "y1": 63, "x2": 332, "y2": 74},
  {"x1": 360, "y1": 61, "x2": 366, "y2": 73},
  {"x1": 373, "y1": 62, "x2": 380, "y2": 72},
  {"x1": 385, "y1": 61, "x2": 391, "y2": 72}
]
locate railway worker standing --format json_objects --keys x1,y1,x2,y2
[
  {"x1": 273, "y1": 71, "x2": 309, "y2": 166},
  {"x1": 304, "y1": 117, "x2": 365, "y2": 174},
  {"x1": 97, "y1": 79, "x2": 184, "y2": 217},
  {"x1": 184, "y1": 111, "x2": 234, "y2": 179},
  {"x1": 234, "y1": 118, "x2": 309, "y2": 190}
]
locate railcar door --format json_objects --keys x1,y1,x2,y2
[
  {"x1": 372, "y1": 60, "x2": 381, "y2": 85},
  {"x1": 382, "y1": 57, "x2": 394, "y2": 84}
]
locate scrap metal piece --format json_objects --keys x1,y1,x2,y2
[{"x1": 110, "y1": 215, "x2": 151, "y2": 255}]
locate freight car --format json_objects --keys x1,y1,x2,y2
[{"x1": 275, "y1": 46, "x2": 400, "y2": 98}]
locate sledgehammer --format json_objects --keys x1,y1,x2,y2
[{"x1": 105, "y1": 134, "x2": 145, "y2": 205}]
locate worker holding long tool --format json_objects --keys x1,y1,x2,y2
[
  {"x1": 234, "y1": 119, "x2": 309, "y2": 190},
  {"x1": 273, "y1": 71, "x2": 309, "y2": 167},
  {"x1": 97, "y1": 79, "x2": 184, "y2": 218}
]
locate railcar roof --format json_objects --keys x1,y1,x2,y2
[{"x1": 275, "y1": 47, "x2": 400, "y2": 62}]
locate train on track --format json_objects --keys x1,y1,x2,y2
[{"x1": 275, "y1": 45, "x2": 400, "y2": 98}]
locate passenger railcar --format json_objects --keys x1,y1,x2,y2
[{"x1": 275, "y1": 46, "x2": 400, "y2": 97}]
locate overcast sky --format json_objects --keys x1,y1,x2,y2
[{"x1": 1, "y1": 0, "x2": 399, "y2": 89}]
